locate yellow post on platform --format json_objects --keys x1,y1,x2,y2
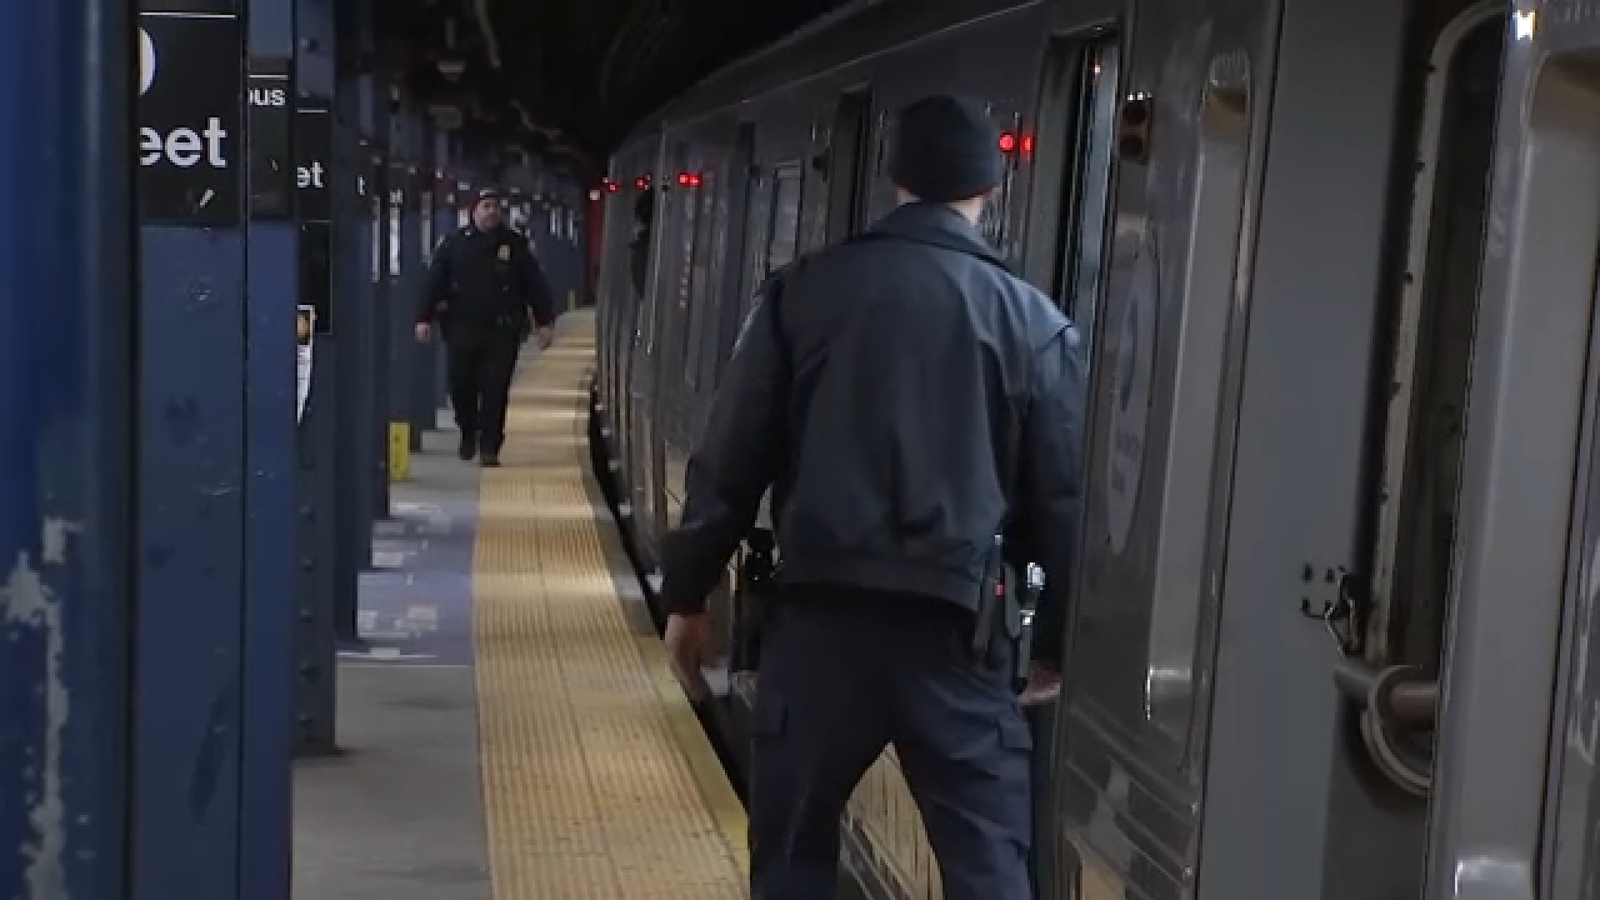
[
  {"x1": 567, "y1": 289, "x2": 577, "y2": 311},
  {"x1": 388, "y1": 421, "x2": 411, "y2": 482}
]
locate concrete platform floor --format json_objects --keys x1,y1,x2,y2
[{"x1": 292, "y1": 426, "x2": 491, "y2": 900}]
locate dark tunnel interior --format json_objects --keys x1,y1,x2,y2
[{"x1": 370, "y1": 0, "x2": 868, "y2": 179}]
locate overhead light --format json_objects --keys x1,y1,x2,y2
[{"x1": 437, "y1": 58, "x2": 466, "y2": 80}]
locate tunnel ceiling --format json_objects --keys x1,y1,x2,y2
[{"x1": 376, "y1": 0, "x2": 859, "y2": 178}]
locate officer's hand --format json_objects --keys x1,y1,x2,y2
[
  {"x1": 664, "y1": 612, "x2": 712, "y2": 703},
  {"x1": 414, "y1": 322, "x2": 432, "y2": 343},
  {"x1": 1018, "y1": 662, "x2": 1062, "y2": 707},
  {"x1": 535, "y1": 326, "x2": 555, "y2": 350}
]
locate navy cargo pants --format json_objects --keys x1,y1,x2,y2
[{"x1": 748, "y1": 585, "x2": 1033, "y2": 900}]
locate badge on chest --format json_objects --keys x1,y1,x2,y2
[{"x1": 497, "y1": 244, "x2": 511, "y2": 262}]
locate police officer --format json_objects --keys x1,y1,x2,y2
[
  {"x1": 660, "y1": 95, "x2": 1086, "y2": 900},
  {"x1": 414, "y1": 188, "x2": 556, "y2": 467}
]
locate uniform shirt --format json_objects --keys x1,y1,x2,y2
[
  {"x1": 659, "y1": 202, "x2": 1087, "y2": 665},
  {"x1": 416, "y1": 224, "x2": 555, "y2": 329}
]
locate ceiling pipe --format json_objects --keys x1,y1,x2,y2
[
  {"x1": 471, "y1": 0, "x2": 501, "y2": 69},
  {"x1": 599, "y1": 2, "x2": 658, "y2": 104}
]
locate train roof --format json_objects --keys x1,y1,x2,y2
[{"x1": 622, "y1": 0, "x2": 1042, "y2": 141}]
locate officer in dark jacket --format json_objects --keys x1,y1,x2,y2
[
  {"x1": 661, "y1": 95, "x2": 1086, "y2": 900},
  {"x1": 415, "y1": 188, "x2": 556, "y2": 467}
]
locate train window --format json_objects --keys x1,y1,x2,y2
[
  {"x1": 1360, "y1": 3, "x2": 1505, "y2": 800},
  {"x1": 1057, "y1": 41, "x2": 1120, "y2": 351},
  {"x1": 711, "y1": 124, "x2": 761, "y2": 387},
  {"x1": 767, "y1": 161, "x2": 803, "y2": 272},
  {"x1": 1144, "y1": 56, "x2": 1253, "y2": 752},
  {"x1": 825, "y1": 89, "x2": 874, "y2": 243},
  {"x1": 673, "y1": 167, "x2": 706, "y2": 384},
  {"x1": 978, "y1": 111, "x2": 1021, "y2": 251},
  {"x1": 734, "y1": 167, "x2": 773, "y2": 338},
  {"x1": 683, "y1": 168, "x2": 719, "y2": 390},
  {"x1": 629, "y1": 186, "x2": 656, "y2": 300}
]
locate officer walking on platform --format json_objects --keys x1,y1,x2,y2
[
  {"x1": 660, "y1": 95, "x2": 1086, "y2": 900},
  {"x1": 415, "y1": 187, "x2": 556, "y2": 467}
]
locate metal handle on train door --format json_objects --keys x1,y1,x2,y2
[{"x1": 1333, "y1": 657, "x2": 1436, "y2": 798}]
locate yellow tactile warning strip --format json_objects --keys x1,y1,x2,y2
[{"x1": 472, "y1": 309, "x2": 748, "y2": 899}]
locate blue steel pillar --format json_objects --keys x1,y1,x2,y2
[
  {"x1": 294, "y1": 0, "x2": 339, "y2": 752},
  {"x1": 431, "y1": 129, "x2": 460, "y2": 411},
  {"x1": 409, "y1": 114, "x2": 440, "y2": 447},
  {"x1": 0, "y1": 0, "x2": 135, "y2": 895},
  {"x1": 386, "y1": 103, "x2": 423, "y2": 463},
  {"x1": 242, "y1": 0, "x2": 298, "y2": 887},
  {"x1": 330, "y1": 21, "x2": 377, "y2": 639},
  {"x1": 132, "y1": 0, "x2": 252, "y2": 894},
  {"x1": 387, "y1": 106, "x2": 432, "y2": 454},
  {"x1": 367, "y1": 76, "x2": 394, "y2": 518}
]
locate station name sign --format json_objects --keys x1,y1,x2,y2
[
  {"x1": 136, "y1": 8, "x2": 242, "y2": 226},
  {"x1": 296, "y1": 98, "x2": 332, "y2": 224},
  {"x1": 298, "y1": 94, "x2": 333, "y2": 334},
  {"x1": 248, "y1": 57, "x2": 293, "y2": 218}
]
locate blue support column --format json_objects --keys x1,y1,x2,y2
[
  {"x1": 431, "y1": 133, "x2": 460, "y2": 410},
  {"x1": 293, "y1": 0, "x2": 339, "y2": 751},
  {"x1": 367, "y1": 76, "x2": 394, "y2": 519},
  {"x1": 409, "y1": 115, "x2": 440, "y2": 447},
  {"x1": 385, "y1": 103, "x2": 420, "y2": 468},
  {"x1": 242, "y1": 0, "x2": 298, "y2": 889},
  {"x1": 330, "y1": 54, "x2": 376, "y2": 640},
  {"x1": 132, "y1": 0, "x2": 248, "y2": 894},
  {"x1": 0, "y1": 0, "x2": 134, "y2": 894}
]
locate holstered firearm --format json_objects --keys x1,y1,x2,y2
[{"x1": 972, "y1": 534, "x2": 1044, "y2": 693}]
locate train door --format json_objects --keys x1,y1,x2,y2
[
  {"x1": 1046, "y1": 1, "x2": 1273, "y2": 895},
  {"x1": 1196, "y1": 2, "x2": 1508, "y2": 898},
  {"x1": 682, "y1": 156, "x2": 722, "y2": 402},
  {"x1": 1429, "y1": 6, "x2": 1600, "y2": 898},
  {"x1": 619, "y1": 172, "x2": 654, "y2": 525},
  {"x1": 744, "y1": 161, "x2": 803, "y2": 546},
  {"x1": 663, "y1": 149, "x2": 718, "y2": 529},
  {"x1": 824, "y1": 89, "x2": 873, "y2": 244},
  {"x1": 630, "y1": 141, "x2": 673, "y2": 566},
  {"x1": 1010, "y1": 26, "x2": 1122, "y2": 900},
  {"x1": 764, "y1": 160, "x2": 804, "y2": 282},
  {"x1": 598, "y1": 170, "x2": 631, "y2": 472}
]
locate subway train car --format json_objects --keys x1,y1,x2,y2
[{"x1": 591, "y1": 0, "x2": 1600, "y2": 897}]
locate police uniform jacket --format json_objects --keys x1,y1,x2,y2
[
  {"x1": 417, "y1": 225, "x2": 556, "y2": 331},
  {"x1": 659, "y1": 201, "x2": 1087, "y2": 665}
]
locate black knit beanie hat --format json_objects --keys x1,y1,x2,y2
[{"x1": 889, "y1": 95, "x2": 1002, "y2": 203}]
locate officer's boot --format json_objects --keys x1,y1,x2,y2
[
  {"x1": 480, "y1": 435, "x2": 501, "y2": 468},
  {"x1": 458, "y1": 431, "x2": 477, "y2": 461}
]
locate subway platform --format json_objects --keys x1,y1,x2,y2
[{"x1": 290, "y1": 309, "x2": 747, "y2": 899}]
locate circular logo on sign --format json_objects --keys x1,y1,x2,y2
[
  {"x1": 138, "y1": 27, "x2": 156, "y2": 96},
  {"x1": 1105, "y1": 229, "x2": 1159, "y2": 555}
]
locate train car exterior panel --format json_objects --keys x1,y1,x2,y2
[
  {"x1": 1539, "y1": 4, "x2": 1600, "y2": 874},
  {"x1": 1432, "y1": 3, "x2": 1600, "y2": 897},
  {"x1": 590, "y1": 1, "x2": 1600, "y2": 898}
]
